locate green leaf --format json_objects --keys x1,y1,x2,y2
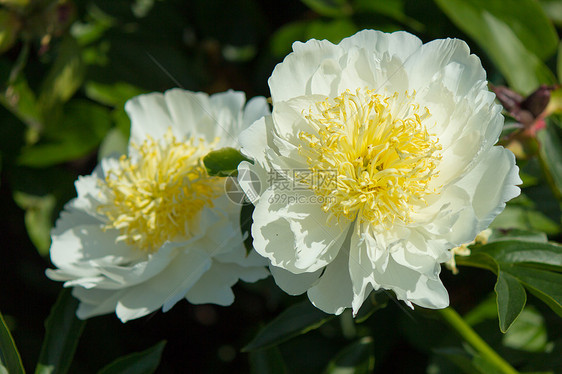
[
  {"x1": 324, "y1": 337, "x2": 374, "y2": 374},
  {"x1": 18, "y1": 101, "x2": 111, "y2": 167},
  {"x1": 495, "y1": 271, "x2": 526, "y2": 333},
  {"x1": 300, "y1": 0, "x2": 352, "y2": 17},
  {"x1": 35, "y1": 289, "x2": 86, "y2": 374},
  {"x1": 461, "y1": 240, "x2": 562, "y2": 330},
  {"x1": 270, "y1": 19, "x2": 358, "y2": 58},
  {"x1": 537, "y1": 116, "x2": 562, "y2": 201},
  {"x1": 558, "y1": 41, "x2": 562, "y2": 81},
  {"x1": 97, "y1": 341, "x2": 166, "y2": 374},
  {"x1": 505, "y1": 266, "x2": 562, "y2": 318},
  {"x1": 84, "y1": 81, "x2": 146, "y2": 108},
  {"x1": 0, "y1": 77, "x2": 42, "y2": 131},
  {"x1": 353, "y1": 0, "x2": 424, "y2": 32},
  {"x1": 242, "y1": 300, "x2": 335, "y2": 352},
  {"x1": 353, "y1": 291, "x2": 389, "y2": 323},
  {"x1": 502, "y1": 307, "x2": 548, "y2": 352},
  {"x1": 203, "y1": 147, "x2": 250, "y2": 177},
  {"x1": 249, "y1": 346, "x2": 287, "y2": 374},
  {"x1": 12, "y1": 192, "x2": 56, "y2": 256},
  {"x1": 0, "y1": 312, "x2": 25, "y2": 374},
  {"x1": 434, "y1": 0, "x2": 557, "y2": 95},
  {"x1": 433, "y1": 347, "x2": 482, "y2": 374},
  {"x1": 39, "y1": 36, "x2": 85, "y2": 110}
]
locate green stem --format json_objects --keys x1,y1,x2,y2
[{"x1": 438, "y1": 307, "x2": 518, "y2": 374}]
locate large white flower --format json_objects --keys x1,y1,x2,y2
[
  {"x1": 47, "y1": 89, "x2": 270, "y2": 322},
  {"x1": 238, "y1": 30, "x2": 521, "y2": 315}
]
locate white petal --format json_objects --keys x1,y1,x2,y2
[
  {"x1": 269, "y1": 265, "x2": 321, "y2": 295},
  {"x1": 73, "y1": 287, "x2": 124, "y2": 319},
  {"x1": 125, "y1": 92, "x2": 173, "y2": 145},
  {"x1": 115, "y1": 248, "x2": 211, "y2": 322},
  {"x1": 307, "y1": 248, "x2": 353, "y2": 315},
  {"x1": 339, "y1": 30, "x2": 422, "y2": 63},
  {"x1": 251, "y1": 187, "x2": 349, "y2": 273},
  {"x1": 269, "y1": 39, "x2": 343, "y2": 102}
]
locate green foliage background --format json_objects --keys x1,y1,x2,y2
[{"x1": 0, "y1": 0, "x2": 561, "y2": 373}]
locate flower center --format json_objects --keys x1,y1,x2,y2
[
  {"x1": 298, "y1": 88, "x2": 442, "y2": 227},
  {"x1": 99, "y1": 130, "x2": 223, "y2": 252}
]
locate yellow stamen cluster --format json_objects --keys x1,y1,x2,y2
[
  {"x1": 98, "y1": 130, "x2": 223, "y2": 252},
  {"x1": 298, "y1": 88, "x2": 442, "y2": 227}
]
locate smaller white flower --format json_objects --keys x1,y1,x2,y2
[{"x1": 47, "y1": 89, "x2": 270, "y2": 322}]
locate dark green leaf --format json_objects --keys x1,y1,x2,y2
[
  {"x1": 242, "y1": 300, "x2": 335, "y2": 352},
  {"x1": 0, "y1": 77, "x2": 42, "y2": 131},
  {"x1": 504, "y1": 266, "x2": 562, "y2": 318},
  {"x1": 39, "y1": 36, "x2": 85, "y2": 110},
  {"x1": 301, "y1": 0, "x2": 352, "y2": 17},
  {"x1": 203, "y1": 147, "x2": 250, "y2": 177},
  {"x1": 249, "y1": 346, "x2": 287, "y2": 374},
  {"x1": 433, "y1": 347, "x2": 482, "y2": 374},
  {"x1": 18, "y1": 101, "x2": 111, "y2": 167},
  {"x1": 97, "y1": 341, "x2": 166, "y2": 374},
  {"x1": 472, "y1": 240, "x2": 562, "y2": 271},
  {"x1": 35, "y1": 289, "x2": 86, "y2": 374},
  {"x1": 537, "y1": 116, "x2": 562, "y2": 200},
  {"x1": 324, "y1": 337, "x2": 374, "y2": 374},
  {"x1": 353, "y1": 0, "x2": 424, "y2": 31},
  {"x1": 354, "y1": 291, "x2": 389, "y2": 323},
  {"x1": 0, "y1": 312, "x2": 25, "y2": 374},
  {"x1": 488, "y1": 229, "x2": 547, "y2": 243},
  {"x1": 495, "y1": 271, "x2": 526, "y2": 333},
  {"x1": 434, "y1": 0, "x2": 558, "y2": 94}
]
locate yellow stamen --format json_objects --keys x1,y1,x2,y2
[
  {"x1": 98, "y1": 129, "x2": 223, "y2": 252},
  {"x1": 298, "y1": 88, "x2": 442, "y2": 227}
]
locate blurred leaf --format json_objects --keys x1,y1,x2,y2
[
  {"x1": 354, "y1": 291, "x2": 389, "y2": 323},
  {"x1": 84, "y1": 81, "x2": 145, "y2": 108},
  {"x1": 35, "y1": 289, "x2": 85, "y2": 374},
  {"x1": 488, "y1": 229, "x2": 548, "y2": 243},
  {"x1": 39, "y1": 36, "x2": 85, "y2": 110},
  {"x1": 249, "y1": 346, "x2": 287, "y2": 374},
  {"x1": 12, "y1": 192, "x2": 56, "y2": 255},
  {"x1": 301, "y1": 0, "x2": 352, "y2": 17},
  {"x1": 495, "y1": 271, "x2": 526, "y2": 333},
  {"x1": 539, "y1": 0, "x2": 562, "y2": 26},
  {"x1": 537, "y1": 116, "x2": 562, "y2": 200},
  {"x1": 433, "y1": 347, "x2": 482, "y2": 374},
  {"x1": 242, "y1": 300, "x2": 335, "y2": 352},
  {"x1": 270, "y1": 18, "x2": 358, "y2": 58},
  {"x1": 502, "y1": 307, "x2": 548, "y2": 352},
  {"x1": 0, "y1": 312, "x2": 24, "y2": 374},
  {"x1": 18, "y1": 100, "x2": 111, "y2": 167},
  {"x1": 558, "y1": 41, "x2": 562, "y2": 82},
  {"x1": 491, "y1": 204, "x2": 560, "y2": 236},
  {"x1": 434, "y1": 0, "x2": 557, "y2": 94},
  {"x1": 98, "y1": 127, "x2": 128, "y2": 161},
  {"x1": 0, "y1": 77, "x2": 42, "y2": 130},
  {"x1": 0, "y1": 9, "x2": 20, "y2": 53},
  {"x1": 203, "y1": 147, "x2": 250, "y2": 177},
  {"x1": 97, "y1": 341, "x2": 166, "y2": 374},
  {"x1": 324, "y1": 337, "x2": 374, "y2": 374},
  {"x1": 353, "y1": 0, "x2": 423, "y2": 31}
]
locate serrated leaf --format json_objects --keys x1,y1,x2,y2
[
  {"x1": 97, "y1": 341, "x2": 166, "y2": 374},
  {"x1": 203, "y1": 147, "x2": 250, "y2": 177},
  {"x1": 495, "y1": 270, "x2": 527, "y2": 333},
  {"x1": 537, "y1": 116, "x2": 562, "y2": 200},
  {"x1": 324, "y1": 337, "x2": 374, "y2": 374},
  {"x1": 249, "y1": 346, "x2": 287, "y2": 374},
  {"x1": 434, "y1": 0, "x2": 557, "y2": 95},
  {"x1": 35, "y1": 289, "x2": 86, "y2": 374},
  {"x1": 0, "y1": 312, "x2": 24, "y2": 374},
  {"x1": 242, "y1": 300, "x2": 335, "y2": 352}
]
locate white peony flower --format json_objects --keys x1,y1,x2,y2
[
  {"x1": 238, "y1": 30, "x2": 521, "y2": 315},
  {"x1": 47, "y1": 89, "x2": 270, "y2": 322}
]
